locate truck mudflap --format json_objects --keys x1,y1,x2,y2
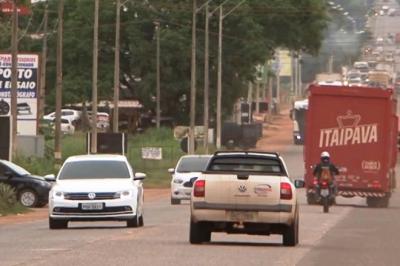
[
  {"x1": 338, "y1": 191, "x2": 386, "y2": 198},
  {"x1": 307, "y1": 189, "x2": 387, "y2": 198}
]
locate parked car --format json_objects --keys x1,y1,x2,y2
[
  {"x1": 43, "y1": 109, "x2": 81, "y2": 123},
  {"x1": 48, "y1": 154, "x2": 146, "y2": 229},
  {"x1": 169, "y1": 155, "x2": 212, "y2": 205},
  {"x1": 50, "y1": 117, "x2": 75, "y2": 135},
  {"x1": 0, "y1": 160, "x2": 53, "y2": 208},
  {"x1": 87, "y1": 111, "x2": 110, "y2": 129}
]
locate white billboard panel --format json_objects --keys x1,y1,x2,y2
[{"x1": 0, "y1": 54, "x2": 39, "y2": 135}]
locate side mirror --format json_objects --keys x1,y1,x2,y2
[
  {"x1": 134, "y1": 172, "x2": 146, "y2": 180},
  {"x1": 44, "y1": 174, "x2": 56, "y2": 182},
  {"x1": 168, "y1": 168, "x2": 175, "y2": 174},
  {"x1": 294, "y1": 179, "x2": 305, "y2": 188}
]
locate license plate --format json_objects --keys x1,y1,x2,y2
[
  {"x1": 228, "y1": 211, "x2": 257, "y2": 221},
  {"x1": 320, "y1": 189, "x2": 329, "y2": 197},
  {"x1": 81, "y1": 202, "x2": 103, "y2": 210}
]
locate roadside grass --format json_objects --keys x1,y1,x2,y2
[
  {"x1": 0, "y1": 184, "x2": 29, "y2": 216},
  {"x1": 15, "y1": 127, "x2": 217, "y2": 188}
]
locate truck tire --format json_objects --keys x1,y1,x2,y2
[
  {"x1": 283, "y1": 209, "x2": 299, "y2": 246},
  {"x1": 189, "y1": 219, "x2": 211, "y2": 244},
  {"x1": 367, "y1": 196, "x2": 389, "y2": 208}
]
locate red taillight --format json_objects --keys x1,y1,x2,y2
[
  {"x1": 280, "y1": 182, "x2": 292, "y2": 200},
  {"x1": 194, "y1": 180, "x2": 206, "y2": 197},
  {"x1": 321, "y1": 181, "x2": 328, "y2": 188},
  {"x1": 313, "y1": 177, "x2": 318, "y2": 186}
]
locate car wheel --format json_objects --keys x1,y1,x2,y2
[
  {"x1": 19, "y1": 188, "x2": 38, "y2": 208},
  {"x1": 139, "y1": 215, "x2": 144, "y2": 227},
  {"x1": 49, "y1": 217, "x2": 68, "y2": 229},
  {"x1": 127, "y1": 215, "x2": 139, "y2": 228},
  {"x1": 171, "y1": 198, "x2": 181, "y2": 205},
  {"x1": 189, "y1": 219, "x2": 211, "y2": 244},
  {"x1": 283, "y1": 208, "x2": 299, "y2": 246}
]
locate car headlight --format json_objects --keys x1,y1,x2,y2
[
  {"x1": 173, "y1": 178, "x2": 184, "y2": 184},
  {"x1": 116, "y1": 190, "x2": 133, "y2": 198}
]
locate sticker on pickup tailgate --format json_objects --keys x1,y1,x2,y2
[{"x1": 254, "y1": 184, "x2": 272, "y2": 196}]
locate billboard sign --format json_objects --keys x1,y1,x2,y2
[{"x1": 0, "y1": 54, "x2": 39, "y2": 135}]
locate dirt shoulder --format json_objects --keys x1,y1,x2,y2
[
  {"x1": 0, "y1": 109, "x2": 294, "y2": 225},
  {"x1": 255, "y1": 107, "x2": 293, "y2": 153}
]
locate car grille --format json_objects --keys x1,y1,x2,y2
[
  {"x1": 52, "y1": 206, "x2": 133, "y2": 216},
  {"x1": 183, "y1": 177, "x2": 198, "y2": 188},
  {"x1": 64, "y1": 192, "x2": 120, "y2": 200}
]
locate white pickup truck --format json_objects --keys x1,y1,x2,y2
[{"x1": 190, "y1": 151, "x2": 304, "y2": 246}]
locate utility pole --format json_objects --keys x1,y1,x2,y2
[
  {"x1": 298, "y1": 53, "x2": 302, "y2": 97},
  {"x1": 216, "y1": 6, "x2": 223, "y2": 149},
  {"x1": 216, "y1": 0, "x2": 246, "y2": 149},
  {"x1": 91, "y1": 0, "x2": 99, "y2": 154},
  {"x1": 39, "y1": 2, "x2": 48, "y2": 122},
  {"x1": 10, "y1": 0, "x2": 18, "y2": 158},
  {"x1": 294, "y1": 54, "x2": 298, "y2": 97},
  {"x1": 54, "y1": 0, "x2": 64, "y2": 163},
  {"x1": 203, "y1": 2, "x2": 210, "y2": 153},
  {"x1": 113, "y1": 0, "x2": 121, "y2": 133},
  {"x1": 255, "y1": 80, "x2": 260, "y2": 114},
  {"x1": 155, "y1": 21, "x2": 161, "y2": 129},
  {"x1": 189, "y1": 0, "x2": 197, "y2": 154}
]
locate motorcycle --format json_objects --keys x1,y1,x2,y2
[{"x1": 314, "y1": 177, "x2": 336, "y2": 213}]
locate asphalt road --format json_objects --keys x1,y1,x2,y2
[{"x1": 0, "y1": 144, "x2": 381, "y2": 266}]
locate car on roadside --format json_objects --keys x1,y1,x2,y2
[
  {"x1": 190, "y1": 151, "x2": 304, "y2": 246},
  {"x1": 48, "y1": 154, "x2": 145, "y2": 229},
  {"x1": 43, "y1": 109, "x2": 81, "y2": 123},
  {"x1": 49, "y1": 117, "x2": 75, "y2": 135},
  {"x1": 0, "y1": 160, "x2": 53, "y2": 208},
  {"x1": 169, "y1": 155, "x2": 212, "y2": 205}
]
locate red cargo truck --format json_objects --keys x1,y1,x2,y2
[{"x1": 304, "y1": 85, "x2": 398, "y2": 207}]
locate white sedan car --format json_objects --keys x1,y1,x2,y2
[
  {"x1": 49, "y1": 154, "x2": 145, "y2": 229},
  {"x1": 169, "y1": 155, "x2": 212, "y2": 205}
]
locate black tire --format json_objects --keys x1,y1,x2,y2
[
  {"x1": 18, "y1": 188, "x2": 38, "y2": 208},
  {"x1": 367, "y1": 196, "x2": 389, "y2": 208},
  {"x1": 189, "y1": 219, "x2": 211, "y2": 244},
  {"x1": 49, "y1": 217, "x2": 68, "y2": 229},
  {"x1": 283, "y1": 208, "x2": 299, "y2": 246},
  {"x1": 171, "y1": 198, "x2": 181, "y2": 205},
  {"x1": 139, "y1": 215, "x2": 144, "y2": 227},
  {"x1": 127, "y1": 215, "x2": 139, "y2": 228},
  {"x1": 323, "y1": 197, "x2": 329, "y2": 213}
]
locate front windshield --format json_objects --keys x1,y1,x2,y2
[
  {"x1": 176, "y1": 157, "x2": 211, "y2": 173},
  {"x1": 58, "y1": 160, "x2": 130, "y2": 180},
  {"x1": 1, "y1": 160, "x2": 30, "y2": 176}
]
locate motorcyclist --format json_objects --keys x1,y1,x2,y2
[{"x1": 313, "y1": 151, "x2": 339, "y2": 195}]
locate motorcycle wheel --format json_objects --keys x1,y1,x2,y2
[{"x1": 323, "y1": 197, "x2": 329, "y2": 213}]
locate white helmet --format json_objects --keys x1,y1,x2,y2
[{"x1": 321, "y1": 151, "x2": 330, "y2": 158}]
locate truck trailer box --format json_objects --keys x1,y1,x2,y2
[{"x1": 304, "y1": 85, "x2": 397, "y2": 207}]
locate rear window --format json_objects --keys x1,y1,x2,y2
[
  {"x1": 207, "y1": 156, "x2": 284, "y2": 175},
  {"x1": 58, "y1": 160, "x2": 130, "y2": 180},
  {"x1": 176, "y1": 157, "x2": 210, "y2": 173}
]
